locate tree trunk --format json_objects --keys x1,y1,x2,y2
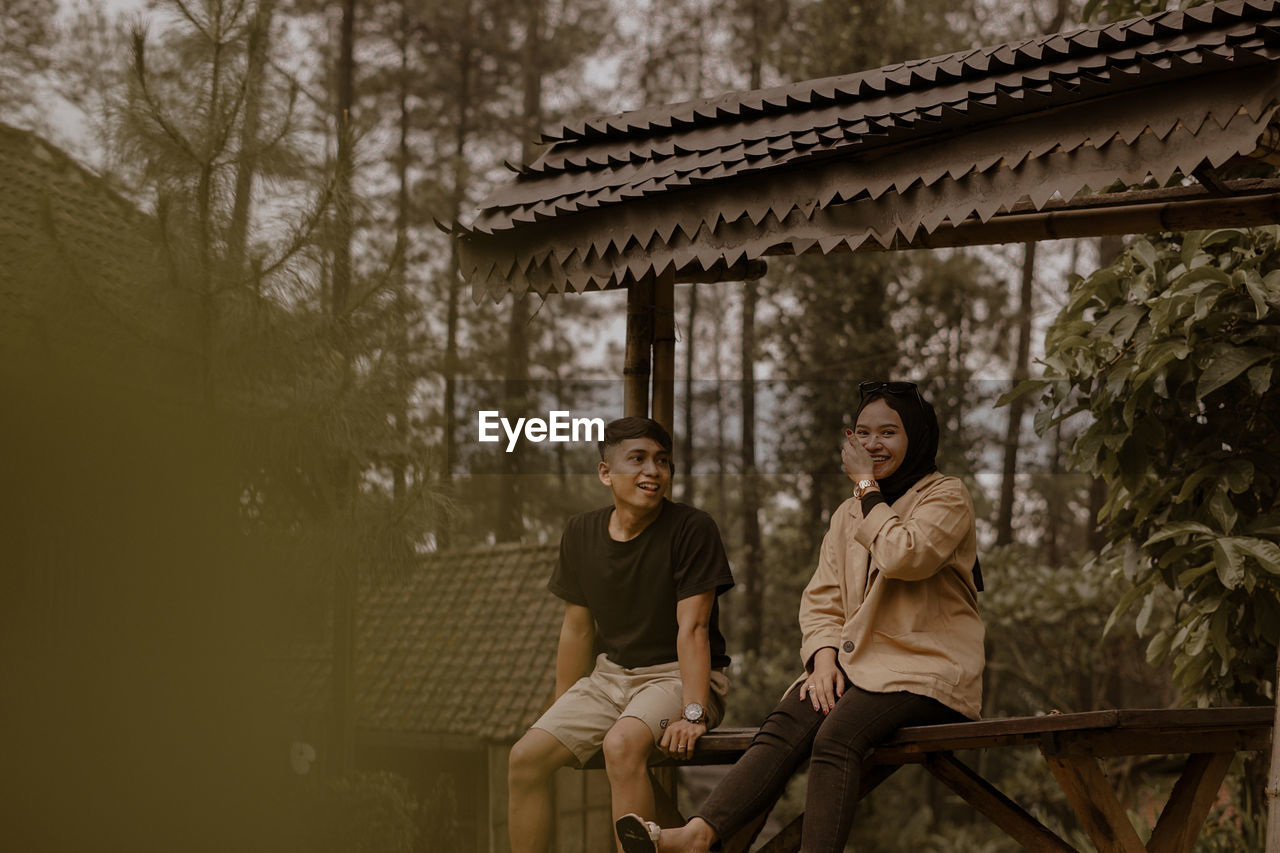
[
  {"x1": 713, "y1": 289, "x2": 727, "y2": 524},
  {"x1": 329, "y1": 0, "x2": 357, "y2": 777},
  {"x1": 996, "y1": 241, "x2": 1035, "y2": 546},
  {"x1": 740, "y1": 279, "x2": 763, "y2": 655},
  {"x1": 390, "y1": 0, "x2": 412, "y2": 503},
  {"x1": 682, "y1": 283, "x2": 697, "y2": 504},
  {"x1": 495, "y1": 0, "x2": 545, "y2": 543},
  {"x1": 1267, "y1": 644, "x2": 1280, "y2": 852},
  {"x1": 737, "y1": 0, "x2": 765, "y2": 658},
  {"x1": 439, "y1": 3, "x2": 474, "y2": 549},
  {"x1": 227, "y1": 0, "x2": 277, "y2": 277},
  {"x1": 496, "y1": 292, "x2": 529, "y2": 542}
]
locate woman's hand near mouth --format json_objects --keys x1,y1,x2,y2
[{"x1": 841, "y1": 430, "x2": 876, "y2": 482}]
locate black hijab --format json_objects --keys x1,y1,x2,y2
[
  {"x1": 854, "y1": 388, "x2": 984, "y2": 591},
  {"x1": 854, "y1": 389, "x2": 939, "y2": 505}
]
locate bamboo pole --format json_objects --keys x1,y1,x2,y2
[
  {"x1": 624, "y1": 278, "x2": 654, "y2": 418},
  {"x1": 652, "y1": 269, "x2": 676, "y2": 433}
]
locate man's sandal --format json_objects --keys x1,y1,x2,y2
[{"x1": 615, "y1": 813, "x2": 661, "y2": 853}]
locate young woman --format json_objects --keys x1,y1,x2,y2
[{"x1": 617, "y1": 380, "x2": 985, "y2": 853}]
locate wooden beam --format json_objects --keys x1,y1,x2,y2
[
  {"x1": 1044, "y1": 755, "x2": 1146, "y2": 853},
  {"x1": 749, "y1": 764, "x2": 902, "y2": 852},
  {"x1": 624, "y1": 278, "x2": 653, "y2": 417},
  {"x1": 924, "y1": 753, "x2": 1078, "y2": 853},
  {"x1": 722, "y1": 812, "x2": 771, "y2": 853},
  {"x1": 1147, "y1": 752, "x2": 1233, "y2": 853},
  {"x1": 652, "y1": 269, "x2": 676, "y2": 433},
  {"x1": 755, "y1": 813, "x2": 802, "y2": 853},
  {"x1": 1036, "y1": 728, "x2": 1269, "y2": 759},
  {"x1": 649, "y1": 767, "x2": 684, "y2": 828}
]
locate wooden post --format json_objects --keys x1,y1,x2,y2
[
  {"x1": 652, "y1": 270, "x2": 676, "y2": 433},
  {"x1": 624, "y1": 278, "x2": 654, "y2": 418}
]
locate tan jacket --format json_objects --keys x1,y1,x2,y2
[{"x1": 796, "y1": 471, "x2": 985, "y2": 720}]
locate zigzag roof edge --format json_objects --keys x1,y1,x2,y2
[{"x1": 543, "y1": 0, "x2": 1279, "y2": 146}]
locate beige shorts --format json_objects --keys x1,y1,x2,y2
[{"x1": 532, "y1": 653, "x2": 730, "y2": 766}]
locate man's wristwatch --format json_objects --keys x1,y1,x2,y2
[
  {"x1": 853, "y1": 478, "x2": 877, "y2": 499},
  {"x1": 682, "y1": 702, "x2": 706, "y2": 726}
]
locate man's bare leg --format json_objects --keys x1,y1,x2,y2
[
  {"x1": 508, "y1": 729, "x2": 575, "y2": 853},
  {"x1": 603, "y1": 717, "x2": 658, "y2": 852}
]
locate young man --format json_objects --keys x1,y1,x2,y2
[{"x1": 508, "y1": 417, "x2": 734, "y2": 853}]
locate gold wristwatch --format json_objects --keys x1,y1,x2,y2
[{"x1": 853, "y1": 478, "x2": 877, "y2": 499}]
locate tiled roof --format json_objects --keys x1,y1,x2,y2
[
  {"x1": 0, "y1": 123, "x2": 199, "y2": 397},
  {"x1": 292, "y1": 543, "x2": 562, "y2": 742},
  {"x1": 454, "y1": 0, "x2": 1280, "y2": 300}
]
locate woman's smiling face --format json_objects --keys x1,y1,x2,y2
[{"x1": 854, "y1": 398, "x2": 908, "y2": 479}]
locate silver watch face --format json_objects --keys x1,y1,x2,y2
[{"x1": 683, "y1": 702, "x2": 705, "y2": 723}]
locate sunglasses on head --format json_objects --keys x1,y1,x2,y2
[{"x1": 859, "y1": 380, "x2": 922, "y2": 406}]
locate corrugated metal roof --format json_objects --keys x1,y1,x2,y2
[
  {"x1": 290, "y1": 543, "x2": 562, "y2": 742},
  {"x1": 454, "y1": 0, "x2": 1280, "y2": 300}
]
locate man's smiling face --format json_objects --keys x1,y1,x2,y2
[{"x1": 598, "y1": 437, "x2": 671, "y2": 511}]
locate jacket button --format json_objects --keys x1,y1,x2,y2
[{"x1": 842, "y1": 641, "x2": 854, "y2": 653}]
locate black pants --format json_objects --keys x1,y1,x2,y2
[{"x1": 695, "y1": 682, "x2": 963, "y2": 853}]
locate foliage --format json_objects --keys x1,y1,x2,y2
[
  {"x1": 980, "y1": 545, "x2": 1174, "y2": 715},
  {"x1": 0, "y1": 0, "x2": 56, "y2": 113},
  {"x1": 1082, "y1": 0, "x2": 1208, "y2": 26},
  {"x1": 291, "y1": 771, "x2": 420, "y2": 853},
  {"x1": 1014, "y1": 227, "x2": 1280, "y2": 704},
  {"x1": 775, "y1": 0, "x2": 980, "y2": 81}
]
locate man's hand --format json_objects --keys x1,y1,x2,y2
[
  {"x1": 659, "y1": 718, "x2": 707, "y2": 760},
  {"x1": 800, "y1": 646, "x2": 846, "y2": 714}
]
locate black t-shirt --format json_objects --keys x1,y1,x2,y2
[{"x1": 548, "y1": 500, "x2": 734, "y2": 669}]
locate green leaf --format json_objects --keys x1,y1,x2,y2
[
  {"x1": 1130, "y1": 239, "x2": 1159, "y2": 272},
  {"x1": 1213, "y1": 539, "x2": 1244, "y2": 589},
  {"x1": 1104, "y1": 571, "x2": 1156, "y2": 637},
  {"x1": 1195, "y1": 346, "x2": 1271, "y2": 400},
  {"x1": 1180, "y1": 230, "x2": 1205, "y2": 266},
  {"x1": 1143, "y1": 521, "x2": 1214, "y2": 546},
  {"x1": 1248, "y1": 362, "x2": 1272, "y2": 396},
  {"x1": 1186, "y1": 619, "x2": 1209, "y2": 657},
  {"x1": 1172, "y1": 265, "x2": 1231, "y2": 288},
  {"x1": 1264, "y1": 268, "x2": 1280, "y2": 299},
  {"x1": 1135, "y1": 589, "x2": 1156, "y2": 635},
  {"x1": 1210, "y1": 489, "x2": 1238, "y2": 534},
  {"x1": 996, "y1": 378, "x2": 1046, "y2": 408},
  {"x1": 1175, "y1": 466, "x2": 1216, "y2": 502},
  {"x1": 1122, "y1": 539, "x2": 1142, "y2": 582},
  {"x1": 1117, "y1": 435, "x2": 1148, "y2": 488},
  {"x1": 1147, "y1": 629, "x2": 1172, "y2": 665},
  {"x1": 1176, "y1": 563, "x2": 1215, "y2": 586},
  {"x1": 1223, "y1": 459, "x2": 1254, "y2": 494},
  {"x1": 1244, "y1": 270, "x2": 1271, "y2": 320},
  {"x1": 1231, "y1": 537, "x2": 1280, "y2": 574},
  {"x1": 1200, "y1": 227, "x2": 1246, "y2": 248}
]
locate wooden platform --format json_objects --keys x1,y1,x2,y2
[{"x1": 613, "y1": 706, "x2": 1273, "y2": 853}]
